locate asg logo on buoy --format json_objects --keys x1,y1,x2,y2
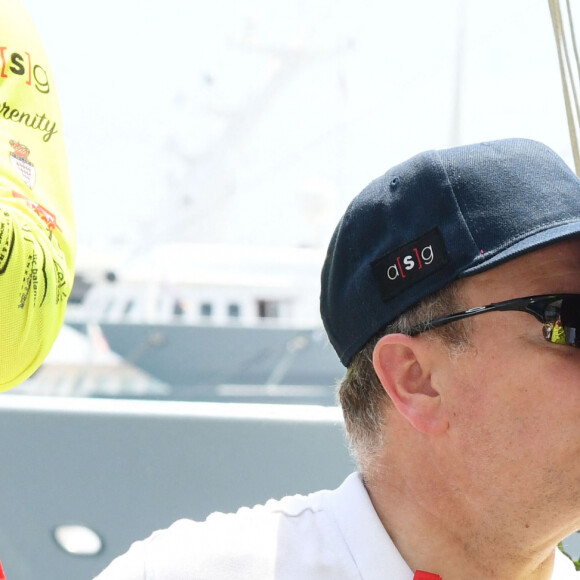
[
  {"x1": 372, "y1": 228, "x2": 449, "y2": 301},
  {"x1": 0, "y1": 47, "x2": 50, "y2": 94}
]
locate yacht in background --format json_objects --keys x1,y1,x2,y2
[{"x1": 63, "y1": 243, "x2": 345, "y2": 404}]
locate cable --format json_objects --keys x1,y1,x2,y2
[{"x1": 549, "y1": 0, "x2": 580, "y2": 174}]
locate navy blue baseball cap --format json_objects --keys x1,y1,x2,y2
[{"x1": 321, "y1": 138, "x2": 580, "y2": 366}]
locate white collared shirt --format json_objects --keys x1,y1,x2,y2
[{"x1": 95, "y1": 473, "x2": 578, "y2": 579}]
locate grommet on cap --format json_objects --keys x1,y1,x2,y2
[{"x1": 390, "y1": 176, "x2": 400, "y2": 189}]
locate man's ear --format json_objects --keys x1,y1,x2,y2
[{"x1": 373, "y1": 334, "x2": 448, "y2": 436}]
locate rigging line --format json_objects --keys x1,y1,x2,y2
[
  {"x1": 565, "y1": 0, "x2": 580, "y2": 86},
  {"x1": 558, "y1": 1, "x2": 580, "y2": 137},
  {"x1": 549, "y1": 0, "x2": 580, "y2": 175},
  {"x1": 565, "y1": 0, "x2": 580, "y2": 172},
  {"x1": 556, "y1": 0, "x2": 578, "y2": 136},
  {"x1": 550, "y1": 0, "x2": 580, "y2": 173}
]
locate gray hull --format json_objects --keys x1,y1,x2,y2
[{"x1": 68, "y1": 322, "x2": 346, "y2": 393}]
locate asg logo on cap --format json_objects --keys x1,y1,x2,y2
[
  {"x1": 385, "y1": 245, "x2": 435, "y2": 281},
  {"x1": 372, "y1": 228, "x2": 448, "y2": 301}
]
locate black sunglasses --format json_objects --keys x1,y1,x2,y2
[{"x1": 408, "y1": 294, "x2": 580, "y2": 347}]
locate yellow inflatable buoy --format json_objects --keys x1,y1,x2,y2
[{"x1": 0, "y1": 0, "x2": 75, "y2": 391}]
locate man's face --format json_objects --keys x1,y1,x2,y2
[{"x1": 435, "y1": 239, "x2": 580, "y2": 538}]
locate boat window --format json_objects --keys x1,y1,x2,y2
[
  {"x1": 68, "y1": 275, "x2": 91, "y2": 305},
  {"x1": 257, "y1": 300, "x2": 279, "y2": 319},
  {"x1": 200, "y1": 302, "x2": 213, "y2": 317},
  {"x1": 173, "y1": 300, "x2": 186, "y2": 316},
  {"x1": 228, "y1": 303, "x2": 241, "y2": 318}
]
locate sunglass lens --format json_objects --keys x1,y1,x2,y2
[{"x1": 543, "y1": 297, "x2": 580, "y2": 346}]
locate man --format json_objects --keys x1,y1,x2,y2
[
  {"x1": 0, "y1": 0, "x2": 75, "y2": 391},
  {"x1": 95, "y1": 138, "x2": 580, "y2": 579}
]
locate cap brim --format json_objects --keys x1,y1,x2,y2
[{"x1": 461, "y1": 221, "x2": 580, "y2": 277}]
